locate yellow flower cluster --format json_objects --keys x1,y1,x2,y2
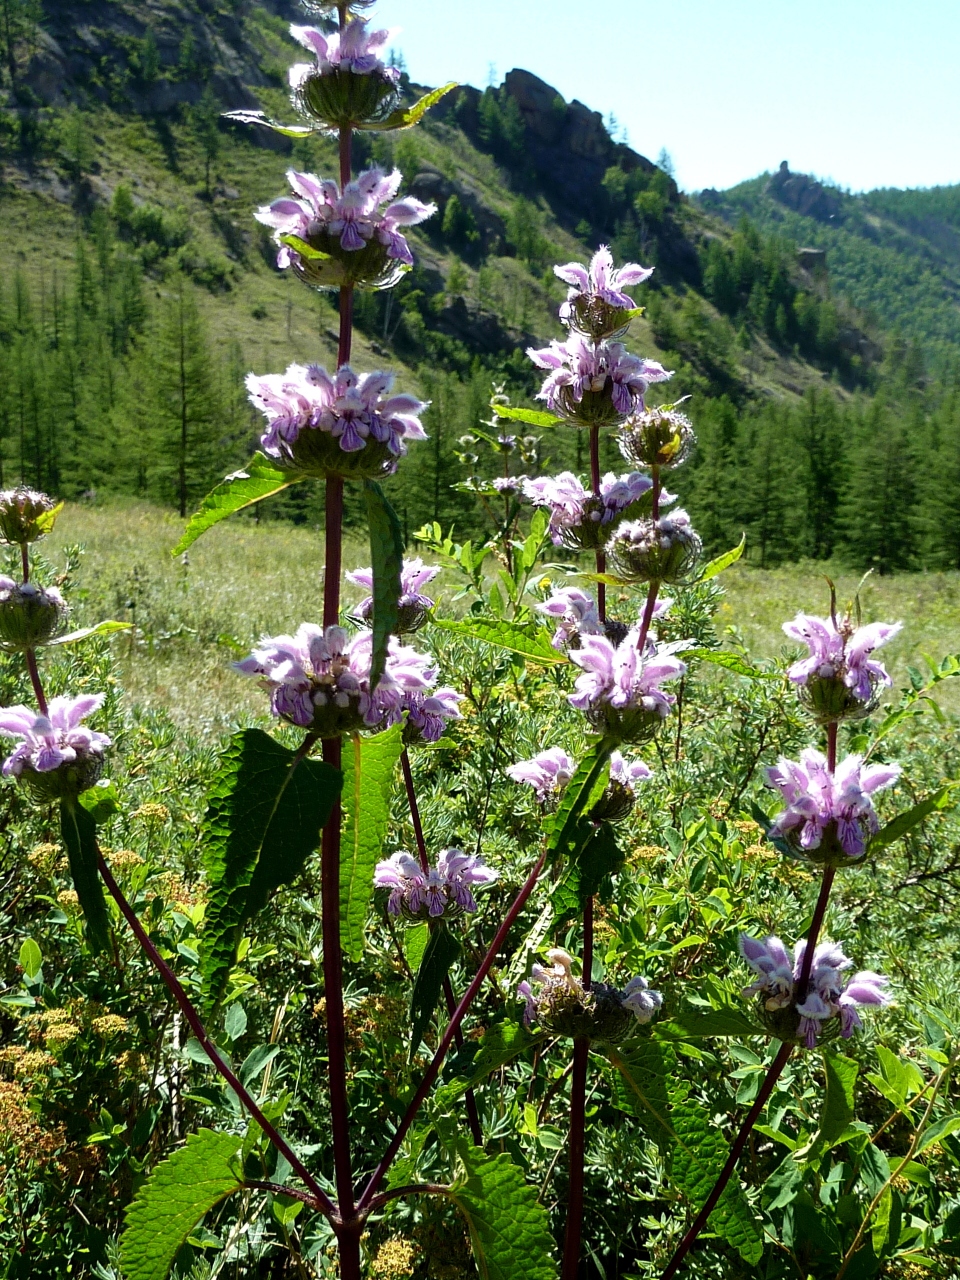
[{"x1": 370, "y1": 1238, "x2": 416, "y2": 1279}]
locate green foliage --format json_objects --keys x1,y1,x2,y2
[
  {"x1": 173, "y1": 455, "x2": 304, "y2": 555},
  {"x1": 199, "y1": 729, "x2": 342, "y2": 1008},
  {"x1": 120, "y1": 1129, "x2": 243, "y2": 1280},
  {"x1": 409, "y1": 922, "x2": 461, "y2": 1056},
  {"x1": 340, "y1": 723, "x2": 404, "y2": 962},
  {"x1": 59, "y1": 797, "x2": 111, "y2": 952},
  {"x1": 450, "y1": 1147, "x2": 558, "y2": 1280},
  {"x1": 364, "y1": 481, "x2": 404, "y2": 693}
]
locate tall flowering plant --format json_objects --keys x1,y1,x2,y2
[{"x1": 5, "y1": 8, "x2": 958, "y2": 1280}]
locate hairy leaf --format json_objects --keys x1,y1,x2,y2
[
  {"x1": 491, "y1": 403, "x2": 564, "y2": 429},
  {"x1": 700, "y1": 534, "x2": 746, "y2": 581},
  {"x1": 605, "y1": 1038, "x2": 676, "y2": 1154},
  {"x1": 221, "y1": 109, "x2": 314, "y2": 137},
  {"x1": 362, "y1": 82, "x2": 459, "y2": 131},
  {"x1": 799, "y1": 1050, "x2": 858, "y2": 1163},
  {"x1": 78, "y1": 779, "x2": 121, "y2": 824},
  {"x1": 546, "y1": 741, "x2": 613, "y2": 862},
  {"x1": 60, "y1": 799, "x2": 111, "y2": 952},
  {"x1": 173, "y1": 454, "x2": 305, "y2": 555},
  {"x1": 200, "y1": 730, "x2": 341, "y2": 1008},
  {"x1": 684, "y1": 649, "x2": 772, "y2": 679},
  {"x1": 450, "y1": 1147, "x2": 557, "y2": 1280},
  {"x1": 341, "y1": 723, "x2": 404, "y2": 962},
  {"x1": 658, "y1": 1005, "x2": 760, "y2": 1038},
  {"x1": 434, "y1": 616, "x2": 568, "y2": 666},
  {"x1": 440, "y1": 1021, "x2": 544, "y2": 1104},
  {"x1": 551, "y1": 822, "x2": 623, "y2": 923},
  {"x1": 410, "y1": 924, "x2": 461, "y2": 1058},
  {"x1": 120, "y1": 1129, "x2": 243, "y2": 1280},
  {"x1": 49, "y1": 620, "x2": 132, "y2": 645},
  {"x1": 869, "y1": 782, "x2": 960, "y2": 854},
  {"x1": 364, "y1": 481, "x2": 404, "y2": 692}
]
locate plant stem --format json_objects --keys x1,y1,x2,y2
[
  {"x1": 24, "y1": 648, "x2": 47, "y2": 715},
  {"x1": 562, "y1": 1037, "x2": 590, "y2": 1280},
  {"x1": 400, "y1": 747, "x2": 483, "y2": 1145},
  {"x1": 97, "y1": 854, "x2": 337, "y2": 1219},
  {"x1": 589, "y1": 424, "x2": 605, "y2": 623},
  {"x1": 20, "y1": 544, "x2": 29, "y2": 582},
  {"x1": 660, "y1": 1040, "x2": 793, "y2": 1280},
  {"x1": 636, "y1": 466, "x2": 663, "y2": 652},
  {"x1": 358, "y1": 851, "x2": 547, "y2": 1210}
]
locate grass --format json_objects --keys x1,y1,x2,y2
[{"x1": 40, "y1": 500, "x2": 960, "y2": 731}]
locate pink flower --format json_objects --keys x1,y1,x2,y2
[
  {"x1": 506, "y1": 748, "x2": 576, "y2": 801},
  {"x1": 526, "y1": 335, "x2": 670, "y2": 420},
  {"x1": 522, "y1": 470, "x2": 654, "y2": 548},
  {"x1": 536, "y1": 587, "x2": 603, "y2": 651},
  {"x1": 374, "y1": 848, "x2": 497, "y2": 919},
  {"x1": 289, "y1": 18, "x2": 400, "y2": 83},
  {"x1": 568, "y1": 631, "x2": 686, "y2": 719},
  {"x1": 556, "y1": 245, "x2": 653, "y2": 322},
  {"x1": 0, "y1": 694, "x2": 111, "y2": 778},
  {"x1": 783, "y1": 612, "x2": 901, "y2": 706}
]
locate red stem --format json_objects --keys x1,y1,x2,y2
[
  {"x1": 660, "y1": 1041, "x2": 793, "y2": 1279},
  {"x1": 357, "y1": 852, "x2": 547, "y2": 1210},
  {"x1": 25, "y1": 649, "x2": 48, "y2": 716},
  {"x1": 562, "y1": 1038, "x2": 589, "y2": 1280},
  {"x1": 20, "y1": 544, "x2": 29, "y2": 582},
  {"x1": 589, "y1": 425, "x2": 605, "y2": 624},
  {"x1": 635, "y1": 468, "x2": 663, "y2": 652},
  {"x1": 96, "y1": 854, "x2": 337, "y2": 1219}
]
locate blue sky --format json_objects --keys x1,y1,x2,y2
[{"x1": 373, "y1": 0, "x2": 960, "y2": 194}]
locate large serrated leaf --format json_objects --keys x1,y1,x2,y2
[
  {"x1": 60, "y1": 799, "x2": 111, "y2": 952},
  {"x1": 551, "y1": 821, "x2": 623, "y2": 923},
  {"x1": 670, "y1": 1095, "x2": 764, "y2": 1263},
  {"x1": 409, "y1": 924, "x2": 461, "y2": 1058},
  {"x1": 120, "y1": 1129, "x2": 243, "y2": 1280},
  {"x1": 439, "y1": 1022, "x2": 544, "y2": 1105},
  {"x1": 657, "y1": 1005, "x2": 761, "y2": 1038},
  {"x1": 340, "y1": 723, "x2": 403, "y2": 962},
  {"x1": 200, "y1": 730, "x2": 341, "y2": 1008},
  {"x1": 361, "y1": 81, "x2": 458, "y2": 131},
  {"x1": 364, "y1": 481, "x2": 404, "y2": 692},
  {"x1": 451, "y1": 1147, "x2": 557, "y2": 1280},
  {"x1": 434, "y1": 617, "x2": 568, "y2": 666},
  {"x1": 797, "y1": 1050, "x2": 858, "y2": 1163},
  {"x1": 546, "y1": 741, "x2": 613, "y2": 861},
  {"x1": 868, "y1": 782, "x2": 960, "y2": 854},
  {"x1": 605, "y1": 1038, "x2": 676, "y2": 1155},
  {"x1": 491, "y1": 403, "x2": 564, "y2": 429},
  {"x1": 173, "y1": 454, "x2": 306, "y2": 555}
]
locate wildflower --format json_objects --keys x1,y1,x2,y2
[
  {"x1": 347, "y1": 557, "x2": 439, "y2": 633},
  {"x1": 235, "y1": 623, "x2": 442, "y2": 737},
  {"x1": 490, "y1": 474, "x2": 527, "y2": 497},
  {"x1": 91, "y1": 1015, "x2": 128, "y2": 1038},
  {"x1": 782, "y1": 612, "x2": 902, "y2": 721},
  {"x1": 506, "y1": 747, "x2": 576, "y2": 802},
  {"x1": 522, "y1": 470, "x2": 654, "y2": 551},
  {"x1": 536, "y1": 586, "x2": 603, "y2": 650},
  {"x1": 374, "y1": 848, "x2": 497, "y2": 921},
  {"x1": 556, "y1": 245, "x2": 654, "y2": 340},
  {"x1": 0, "y1": 577, "x2": 68, "y2": 649},
  {"x1": 766, "y1": 748, "x2": 901, "y2": 865},
  {"x1": 246, "y1": 362, "x2": 426, "y2": 479},
  {"x1": 291, "y1": 19, "x2": 398, "y2": 80},
  {"x1": 0, "y1": 488, "x2": 59, "y2": 545},
  {"x1": 607, "y1": 510, "x2": 702, "y2": 585},
  {"x1": 619, "y1": 402, "x2": 695, "y2": 470},
  {"x1": 590, "y1": 750, "x2": 653, "y2": 823},
  {"x1": 519, "y1": 948, "x2": 662, "y2": 1041},
  {"x1": 527, "y1": 334, "x2": 671, "y2": 426},
  {"x1": 568, "y1": 630, "x2": 686, "y2": 743},
  {"x1": 256, "y1": 167, "x2": 435, "y2": 290},
  {"x1": 0, "y1": 694, "x2": 111, "y2": 800},
  {"x1": 399, "y1": 685, "x2": 462, "y2": 745},
  {"x1": 739, "y1": 934, "x2": 890, "y2": 1047},
  {"x1": 288, "y1": 20, "x2": 402, "y2": 129}
]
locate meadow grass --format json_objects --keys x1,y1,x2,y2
[{"x1": 44, "y1": 500, "x2": 960, "y2": 731}]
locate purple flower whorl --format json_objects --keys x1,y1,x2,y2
[
  {"x1": 522, "y1": 470, "x2": 654, "y2": 551},
  {"x1": 555, "y1": 245, "x2": 653, "y2": 341},
  {"x1": 0, "y1": 577, "x2": 68, "y2": 650},
  {"x1": 347, "y1": 558, "x2": 439, "y2": 634},
  {"x1": 0, "y1": 694, "x2": 111, "y2": 800},
  {"x1": 288, "y1": 19, "x2": 402, "y2": 128},
  {"x1": 374, "y1": 848, "x2": 497, "y2": 922},
  {"x1": 783, "y1": 612, "x2": 902, "y2": 722},
  {"x1": 619, "y1": 402, "x2": 695, "y2": 470},
  {"x1": 519, "y1": 948, "x2": 662, "y2": 1042},
  {"x1": 606, "y1": 510, "x2": 702, "y2": 585},
  {"x1": 527, "y1": 335, "x2": 671, "y2": 427},
  {"x1": 568, "y1": 630, "x2": 686, "y2": 743}
]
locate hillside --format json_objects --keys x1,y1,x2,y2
[{"x1": 1, "y1": 0, "x2": 959, "y2": 568}]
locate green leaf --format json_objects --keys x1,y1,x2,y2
[
  {"x1": 670, "y1": 1094, "x2": 764, "y2": 1263},
  {"x1": 120, "y1": 1129, "x2": 243, "y2": 1280},
  {"x1": 869, "y1": 783, "x2": 960, "y2": 854},
  {"x1": 173, "y1": 454, "x2": 305, "y2": 555},
  {"x1": 762, "y1": 1154, "x2": 803, "y2": 1211},
  {"x1": 917, "y1": 1113, "x2": 960, "y2": 1153},
  {"x1": 551, "y1": 822, "x2": 623, "y2": 923},
  {"x1": 434, "y1": 617, "x2": 568, "y2": 666},
  {"x1": 699, "y1": 534, "x2": 746, "y2": 581},
  {"x1": 450, "y1": 1147, "x2": 557, "y2": 1280},
  {"x1": 546, "y1": 741, "x2": 613, "y2": 861},
  {"x1": 49, "y1": 620, "x2": 132, "y2": 645},
  {"x1": 490, "y1": 403, "x2": 564, "y2": 429},
  {"x1": 799, "y1": 1050, "x2": 858, "y2": 1162},
  {"x1": 60, "y1": 799, "x2": 111, "y2": 952},
  {"x1": 658, "y1": 1006, "x2": 760, "y2": 1039},
  {"x1": 223, "y1": 1002, "x2": 247, "y2": 1042},
  {"x1": 341, "y1": 723, "x2": 404, "y2": 962},
  {"x1": 409, "y1": 924, "x2": 461, "y2": 1058},
  {"x1": 239, "y1": 1043, "x2": 281, "y2": 1087},
  {"x1": 404, "y1": 922, "x2": 429, "y2": 973},
  {"x1": 364, "y1": 481, "x2": 405, "y2": 693},
  {"x1": 221, "y1": 109, "x2": 314, "y2": 138},
  {"x1": 35, "y1": 500, "x2": 64, "y2": 536},
  {"x1": 605, "y1": 1038, "x2": 676, "y2": 1154},
  {"x1": 278, "y1": 233, "x2": 332, "y2": 261},
  {"x1": 440, "y1": 1022, "x2": 543, "y2": 1105},
  {"x1": 18, "y1": 938, "x2": 42, "y2": 980},
  {"x1": 78, "y1": 779, "x2": 121, "y2": 825},
  {"x1": 683, "y1": 649, "x2": 772, "y2": 679},
  {"x1": 200, "y1": 730, "x2": 342, "y2": 1008},
  {"x1": 363, "y1": 81, "x2": 459, "y2": 131}
]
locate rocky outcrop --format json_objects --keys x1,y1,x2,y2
[
  {"x1": 407, "y1": 166, "x2": 507, "y2": 257},
  {"x1": 767, "y1": 162, "x2": 842, "y2": 223}
]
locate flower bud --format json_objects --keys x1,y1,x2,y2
[
  {"x1": 0, "y1": 579, "x2": 68, "y2": 649},
  {"x1": 294, "y1": 67, "x2": 401, "y2": 131},
  {"x1": 619, "y1": 404, "x2": 695, "y2": 470},
  {"x1": 0, "y1": 488, "x2": 59, "y2": 545},
  {"x1": 519, "y1": 950, "x2": 662, "y2": 1043},
  {"x1": 19, "y1": 752, "x2": 105, "y2": 802},
  {"x1": 607, "y1": 511, "x2": 701, "y2": 585}
]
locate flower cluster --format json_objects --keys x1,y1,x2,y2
[
  {"x1": 506, "y1": 747, "x2": 575, "y2": 802},
  {"x1": 537, "y1": 586, "x2": 670, "y2": 652},
  {"x1": 245, "y1": 362, "x2": 426, "y2": 478},
  {"x1": 234, "y1": 623, "x2": 459, "y2": 741},
  {"x1": 288, "y1": 20, "x2": 402, "y2": 129},
  {"x1": 569, "y1": 630, "x2": 686, "y2": 742},
  {"x1": 522, "y1": 470, "x2": 654, "y2": 550},
  {"x1": 519, "y1": 948, "x2": 662, "y2": 1042},
  {"x1": 783, "y1": 612, "x2": 901, "y2": 721},
  {"x1": 619, "y1": 402, "x2": 695, "y2": 470},
  {"x1": 527, "y1": 335, "x2": 670, "y2": 426},
  {"x1": 0, "y1": 578, "x2": 68, "y2": 649},
  {"x1": 0, "y1": 488, "x2": 59, "y2": 546},
  {"x1": 0, "y1": 694, "x2": 111, "y2": 799},
  {"x1": 374, "y1": 848, "x2": 497, "y2": 921},
  {"x1": 507, "y1": 745, "x2": 651, "y2": 821},
  {"x1": 766, "y1": 748, "x2": 901, "y2": 864},
  {"x1": 256, "y1": 168, "x2": 435, "y2": 290},
  {"x1": 290, "y1": 19, "x2": 398, "y2": 81},
  {"x1": 607, "y1": 510, "x2": 701, "y2": 585},
  {"x1": 555, "y1": 246, "x2": 653, "y2": 341},
  {"x1": 347, "y1": 558, "x2": 439, "y2": 633},
  {"x1": 740, "y1": 935, "x2": 890, "y2": 1048}
]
